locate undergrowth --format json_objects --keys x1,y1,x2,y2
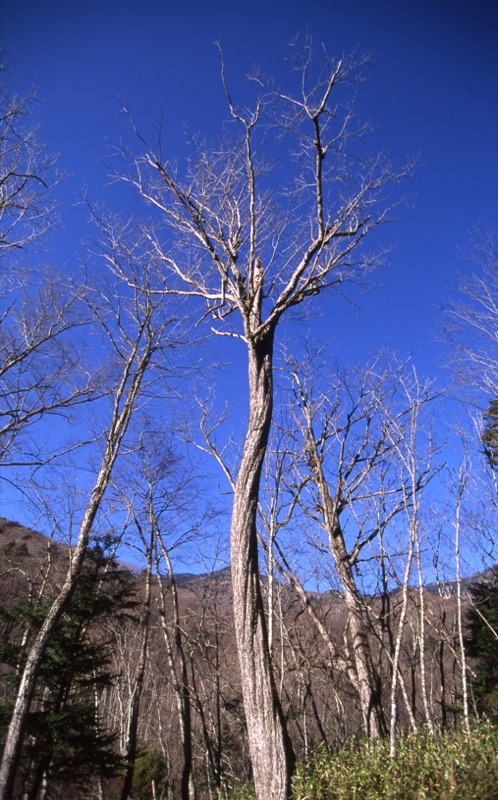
[{"x1": 222, "y1": 722, "x2": 498, "y2": 800}]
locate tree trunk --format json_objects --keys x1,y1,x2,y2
[
  {"x1": 311, "y1": 459, "x2": 386, "y2": 740},
  {"x1": 231, "y1": 332, "x2": 295, "y2": 800},
  {"x1": 120, "y1": 554, "x2": 152, "y2": 800},
  {"x1": 156, "y1": 543, "x2": 194, "y2": 800}
]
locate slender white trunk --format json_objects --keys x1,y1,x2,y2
[
  {"x1": 389, "y1": 531, "x2": 416, "y2": 758},
  {"x1": 309, "y1": 456, "x2": 385, "y2": 739},
  {"x1": 455, "y1": 469, "x2": 470, "y2": 732},
  {"x1": 0, "y1": 327, "x2": 153, "y2": 800},
  {"x1": 119, "y1": 529, "x2": 153, "y2": 800},
  {"x1": 155, "y1": 532, "x2": 194, "y2": 800},
  {"x1": 416, "y1": 535, "x2": 434, "y2": 733}
]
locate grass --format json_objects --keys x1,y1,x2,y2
[{"x1": 222, "y1": 722, "x2": 498, "y2": 800}]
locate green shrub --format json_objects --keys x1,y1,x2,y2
[
  {"x1": 222, "y1": 724, "x2": 498, "y2": 800},
  {"x1": 132, "y1": 744, "x2": 170, "y2": 799},
  {"x1": 291, "y1": 723, "x2": 498, "y2": 800},
  {"x1": 218, "y1": 784, "x2": 256, "y2": 800}
]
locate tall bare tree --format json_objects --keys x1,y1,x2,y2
[
  {"x1": 121, "y1": 433, "x2": 200, "y2": 800},
  {"x1": 0, "y1": 273, "x2": 98, "y2": 469},
  {"x1": 0, "y1": 220, "x2": 183, "y2": 800},
  {"x1": 124, "y1": 43, "x2": 409, "y2": 798},
  {"x1": 442, "y1": 234, "x2": 498, "y2": 551},
  {"x1": 0, "y1": 67, "x2": 90, "y2": 475}
]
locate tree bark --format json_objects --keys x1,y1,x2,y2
[
  {"x1": 119, "y1": 550, "x2": 152, "y2": 800},
  {"x1": 231, "y1": 332, "x2": 295, "y2": 800},
  {"x1": 307, "y1": 447, "x2": 386, "y2": 740},
  {"x1": 156, "y1": 562, "x2": 194, "y2": 800}
]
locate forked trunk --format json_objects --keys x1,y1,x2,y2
[{"x1": 230, "y1": 332, "x2": 295, "y2": 800}]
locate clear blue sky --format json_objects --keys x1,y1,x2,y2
[
  {"x1": 1, "y1": 0, "x2": 497, "y2": 573},
  {"x1": 2, "y1": 0, "x2": 497, "y2": 377},
  {"x1": 2, "y1": 0, "x2": 497, "y2": 383}
]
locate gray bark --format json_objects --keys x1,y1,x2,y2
[
  {"x1": 119, "y1": 533, "x2": 152, "y2": 800},
  {"x1": 231, "y1": 332, "x2": 295, "y2": 799},
  {"x1": 311, "y1": 461, "x2": 386, "y2": 739},
  {"x1": 156, "y1": 544, "x2": 194, "y2": 800}
]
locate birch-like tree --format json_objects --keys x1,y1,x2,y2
[
  {"x1": 442, "y1": 234, "x2": 498, "y2": 397},
  {"x1": 280, "y1": 354, "x2": 437, "y2": 741},
  {"x1": 0, "y1": 219, "x2": 184, "y2": 800},
  {"x1": 117, "y1": 432, "x2": 201, "y2": 800},
  {"x1": 124, "y1": 43, "x2": 409, "y2": 799}
]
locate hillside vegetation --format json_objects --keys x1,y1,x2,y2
[
  {"x1": 2, "y1": 519, "x2": 498, "y2": 799},
  {"x1": 292, "y1": 724, "x2": 498, "y2": 800}
]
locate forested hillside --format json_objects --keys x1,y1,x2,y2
[{"x1": 1, "y1": 517, "x2": 496, "y2": 799}]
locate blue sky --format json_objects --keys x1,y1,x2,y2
[
  {"x1": 1, "y1": 0, "x2": 497, "y2": 571},
  {"x1": 2, "y1": 0, "x2": 497, "y2": 379}
]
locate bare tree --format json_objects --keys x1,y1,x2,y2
[
  {"x1": 0, "y1": 59, "x2": 58, "y2": 265},
  {"x1": 383, "y1": 372, "x2": 439, "y2": 756},
  {"x1": 123, "y1": 42, "x2": 409, "y2": 798},
  {"x1": 0, "y1": 66, "x2": 92, "y2": 478},
  {"x1": 0, "y1": 272, "x2": 99, "y2": 471},
  {"x1": 442, "y1": 234, "x2": 498, "y2": 555},
  {"x1": 132, "y1": 436, "x2": 198, "y2": 800},
  {"x1": 451, "y1": 462, "x2": 471, "y2": 733},
  {"x1": 413, "y1": 521, "x2": 435, "y2": 734},
  {"x1": 280, "y1": 353, "x2": 438, "y2": 741},
  {"x1": 0, "y1": 220, "x2": 183, "y2": 800},
  {"x1": 442, "y1": 233, "x2": 498, "y2": 397},
  {"x1": 115, "y1": 509, "x2": 155, "y2": 800}
]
